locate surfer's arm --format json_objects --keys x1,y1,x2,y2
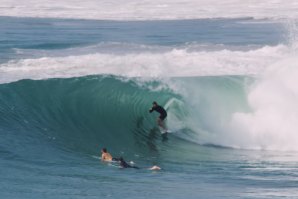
[{"x1": 149, "y1": 107, "x2": 155, "y2": 113}]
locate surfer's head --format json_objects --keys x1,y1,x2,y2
[
  {"x1": 101, "y1": 148, "x2": 107, "y2": 153},
  {"x1": 153, "y1": 101, "x2": 158, "y2": 107}
]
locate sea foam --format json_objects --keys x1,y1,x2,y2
[
  {"x1": 0, "y1": 44, "x2": 290, "y2": 84},
  {"x1": 1, "y1": 0, "x2": 298, "y2": 20}
]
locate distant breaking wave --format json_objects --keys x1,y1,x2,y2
[
  {"x1": 1, "y1": 0, "x2": 298, "y2": 20},
  {"x1": 0, "y1": 43, "x2": 291, "y2": 84}
]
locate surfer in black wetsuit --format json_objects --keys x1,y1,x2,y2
[
  {"x1": 118, "y1": 157, "x2": 140, "y2": 169},
  {"x1": 118, "y1": 157, "x2": 161, "y2": 170},
  {"x1": 149, "y1": 101, "x2": 168, "y2": 133}
]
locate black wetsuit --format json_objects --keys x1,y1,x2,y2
[
  {"x1": 119, "y1": 158, "x2": 139, "y2": 169},
  {"x1": 149, "y1": 105, "x2": 167, "y2": 120}
]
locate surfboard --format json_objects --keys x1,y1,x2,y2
[{"x1": 159, "y1": 127, "x2": 173, "y2": 134}]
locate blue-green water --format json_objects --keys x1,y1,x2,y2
[{"x1": 1, "y1": 16, "x2": 298, "y2": 199}]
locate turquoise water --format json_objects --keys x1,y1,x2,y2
[{"x1": 1, "y1": 16, "x2": 298, "y2": 199}]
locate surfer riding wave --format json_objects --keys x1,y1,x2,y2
[{"x1": 149, "y1": 101, "x2": 168, "y2": 133}]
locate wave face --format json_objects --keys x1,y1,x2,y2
[
  {"x1": 0, "y1": 75, "x2": 244, "y2": 156},
  {"x1": 0, "y1": 76, "x2": 178, "y2": 157}
]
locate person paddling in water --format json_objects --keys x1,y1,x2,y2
[
  {"x1": 101, "y1": 148, "x2": 116, "y2": 161},
  {"x1": 149, "y1": 101, "x2": 168, "y2": 133},
  {"x1": 101, "y1": 148, "x2": 161, "y2": 170}
]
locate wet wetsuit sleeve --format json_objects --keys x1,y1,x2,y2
[{"x1": 149, "y1": 106, "x2": 155, "y2": 113}]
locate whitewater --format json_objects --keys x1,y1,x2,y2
[
  {"x1": 1, "y1": 0, "x2": 298, "y2": 20},
  {"x1": 1, "y1": 1, "x2": 298, "y2": 199}
]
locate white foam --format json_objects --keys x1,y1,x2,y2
[
  {"x1": 171, "y1": 51, "x2": 298, "y2": 151},
  {"x1": 228, "y1": 54, "x2": 298, "y2": 151},
  {"x1": 0, "y1": 44, "x2": 290, "y2": 84},
  {"x1": 1, "y1": 0, "x2": 298, "y2": 20}
]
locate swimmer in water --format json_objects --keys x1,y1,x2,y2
[
  {"x1": 101, "y1": 148, "x2": 113, "y2": 162},
  {"x1": 101, "y1": 148, "x2": 161, "y2": 170}
]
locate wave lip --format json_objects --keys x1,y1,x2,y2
[{"x1": 1, "y1": 0, "x2": 298, "y2": 20}]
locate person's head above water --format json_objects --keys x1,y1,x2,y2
[
  {"x1": 101, "y1": 148, "x2": 107, "y2": 153},
  {"x1": 153, "y1": 101, "x2": 158, "y2": 107}
]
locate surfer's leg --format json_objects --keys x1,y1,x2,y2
[
  {"x1": 112, "y1": 157, "x2": 120, "y2": 161},
  {"x1": 157, "y1": 118, "x2": 163, "y2": 129},
  {"x1": 157, "y1": 117, "x2": 167, "y2": 131},
  {"x1": 161, "y1": 133, "x2": 168, "y2": 142}
]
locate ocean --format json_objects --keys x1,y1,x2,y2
[{"x1": 1, "y1": 1, "x2": 298, "y2": 198}]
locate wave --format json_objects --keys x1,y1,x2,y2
[
  {"x1": 0, "y1": 76, "x2": 180, "y2": 157},
  {"x1": 2, "y1": 73, "x2": 298, "y2": 155},
  {"x1": 0, "y1": 75, "x2": 243, "y2": 156},
  {"x1": 1, "y1": 0, "x2": 298, "y2": 20},
  {"x1": 1, "y1": 20, "x2": 298, "y2": 153}
]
